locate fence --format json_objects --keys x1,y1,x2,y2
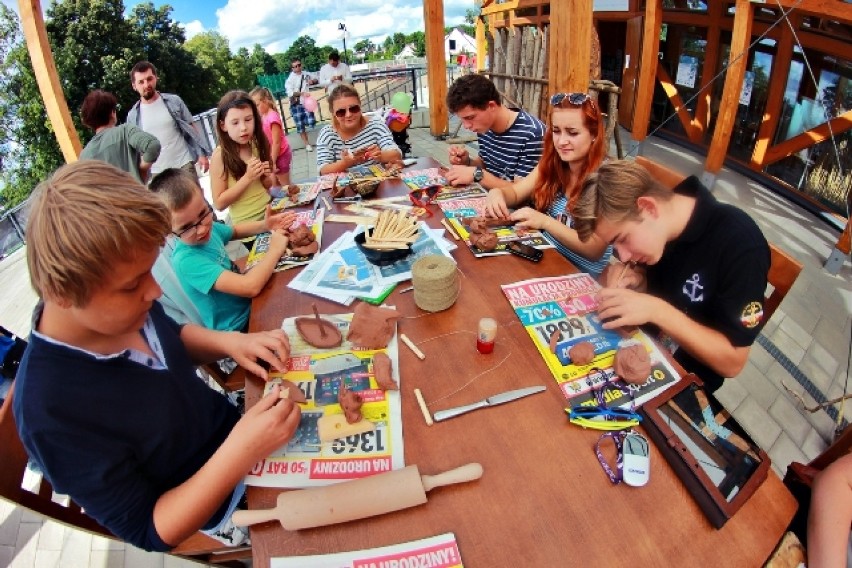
[{"x1": 0, "y1": 201, "x2": 30, "y2": 260}]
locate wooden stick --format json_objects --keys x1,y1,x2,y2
[
  {"x1": 414, "y1": 388, "x2": 434, "y2": 426},
  {"x1": 321, "y1": 196, "x2": 332, "y2": 210},
  {"x1": 441, "y1": 218, "x2": 460, "y2": 240},
  {"x1": 312, "y1": 303, "x2": 327, "y2": 338},
  {"x1": 399, "y1": 333, "x2": 425, "y2": 360}
]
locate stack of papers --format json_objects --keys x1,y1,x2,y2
[{"x1": 289, "y1": 224, "x2": 456, "y2": 305}]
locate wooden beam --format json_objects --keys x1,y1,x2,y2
[
  {"x1": 656, "y1": 64, "x2": 700, "y2": 143},
  {"x1": 692, "y1": 0, "x2": 724, "y2": 140},
  {"x1": 631, "y1": 0, "x2": 662, "y2": 141},
  {"x1": 548, "y1": 0, "x2": 591, "y2": 93},
  {"x1": 422, "y1": 0, "x2": 448, "y2": 137},
  {"x1": 769, "y1": 0, "x2": 852, "y2": 23},
  {"x1": 705, "y1": 0, "x2": 753, "y2": 174},
  {"x1": 475, "y1": 12, "x2": 486, "y2": 72},
  {"x1": 18, "y1": 0, "x2": 81, "y2": 162},
  {"x1": 762, "y1": 110, "x2": 852, "y2": 165},
  {"x1": 751, "y1": 13, "x2": 798, "y2": 167}
]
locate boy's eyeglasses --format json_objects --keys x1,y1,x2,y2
[
  {"x1": 550, "y1": 92, "x2": 595, "y2": 109},
  {"x1": 334, "y1": 105, "x2": 361, "y2": 118},
  {"x1": 173, "y1": 206, "x2": 214, "y2": 238}
]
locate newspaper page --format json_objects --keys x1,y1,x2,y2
[
  {"x1": 401, "y1": 167, "x2": 487, "y2": 201},
  {"x1": 500, "y1": 273, "x2": 681, "y2": 409},
  {"x1": 245, "y1": 209, "x2": 324, "y2": 272},
  {"x1": 271, "y1": 533, "x2": 464, "y2": 568},
  {"x1": 438, "y1": 198, "x2": 552, "y2": 258},
  {"x1": 270, "y1": 181, "x2": 322, "y2": 209},
  {"x1": 245, "y1": 311, "x2": 404, "y2": 488}
]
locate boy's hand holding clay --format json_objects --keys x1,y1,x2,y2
[{"x1": 226, "y1": 328, "x2": 291, "y2": 380}]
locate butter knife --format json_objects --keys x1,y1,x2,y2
[{"x1": 433, "y1": 385, "x2": 546, "y2": 422}]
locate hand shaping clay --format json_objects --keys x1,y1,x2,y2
[
  {"x1": 347, "y1": 303, "x2": 401, "y2": 349},
  {"x1": 276, "y1": 379, "x2": 308, "y2": 403},
  {"x1": 290, "y1": 240, "x2": 319, "y2": 257},
  {"x1": 288, "y1": 224, "x2": 315, "y2": 247},
  {"x1": 371, "y1": 352, "x2": 397, "y2": 391},
  {"x1": 471, "y1": 231, "x2": 498, "y2": 252},
  {"x1": 613, "y1": 343, "x2": 651, "y2": 385},
  {"x1": 549, "y1": 329, "x2": 562, "y2": 353},
  {"x1": 338, "y1": 385, "x2": 364, "y2": 424},
  {"x1": 569, "y1": 341, "x2": 596, "y2": 366}
]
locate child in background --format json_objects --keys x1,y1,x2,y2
[
  {"x1": 151, "y1": 168, "x2": 295, "y2": 332},
  {"x1": 210, "y1": 91, "x2": 275, "y2": 245},
  {"x1": 249, "y1": 87, "x2": 293, "y2": 187},
  {"x1": 14, "y1": 160, "x2": 301, "y2": 552}
]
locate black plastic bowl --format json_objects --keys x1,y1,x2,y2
[{"x1": 354, "y1": 230, "x2": 413, "y2": 266}]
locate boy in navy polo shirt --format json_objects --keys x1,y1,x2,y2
[
  {"x1": 14, "y1": 161, "x2": 301, "y2": 551},
  {"x1": 573, "y1": 160, "x2": 770, "y2": 392}
]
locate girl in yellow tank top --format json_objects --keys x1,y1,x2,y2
[{"x1": 210, "y1": 91, "x2": 275, "y2": 239}]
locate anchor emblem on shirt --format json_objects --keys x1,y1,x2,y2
[{"x1": 683, "y1": 273, "x2": 704, "y2": 302}]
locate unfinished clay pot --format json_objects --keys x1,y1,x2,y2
[
  {"x1": 338, "y1": 385, "x2": 363, "y2": 424},
  {"x1": 295, "y1": 304, "x2": 343, "y2": 348},
  {"x1": 568, "y1": 341, "x2": 596, "y2": 366},
  {"x1": 471, "y1": 231, "x2": 498, "y2": 252},
  {"x1": 347, "y1": 303, "x2": 401, "y2": 349},
  {"x1": 371, "y1": 352, "x2": 397, "y2": 391}
]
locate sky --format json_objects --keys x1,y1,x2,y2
[{"x1": 1, "y1": 0, "x2": 471, "y2": 55}]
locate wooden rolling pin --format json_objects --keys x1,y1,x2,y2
[{"x1": 231, "y1": 463, "x2": 483, "y2": 530}]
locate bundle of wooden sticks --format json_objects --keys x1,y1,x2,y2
[{"x1": 364, "y1": 210, "x2": 419, "y2": 250}]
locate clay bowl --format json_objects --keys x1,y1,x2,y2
[{"x1": 354, "y1": 230, "x2": 413, "y2": 266}]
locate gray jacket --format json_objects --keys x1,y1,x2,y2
[{"x1": 126, "y1": 92, "x2": 210, "y2": 160}]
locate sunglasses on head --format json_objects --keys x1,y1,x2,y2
[
  {"x1": 550, "y1": 92, "x2": 595, "y2": 110},
  {"x1": 334, "y1": 104, "x2": 361, "y2": 118}
]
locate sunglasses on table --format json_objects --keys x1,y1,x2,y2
[
  {"x1": 334, "y1": 105, "x2": 361, "y2": 118},
  {"x1": 408, "y1": 185, "x2": 441, "y2": 210},
  {"x1": 550, "y1": 92, "x2": 596, "y2": 111},
  {"x1": 565, "y1": 367, "x2": 640, "y2": 430}
]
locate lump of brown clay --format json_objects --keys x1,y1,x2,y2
[
  {"x1": 295, "y1": 304, "x2": 343, "y2": 348},
  {"x1": 276, "y1": 379, "x2": 307, "y2": 404},
  {"x1": 290, "y1": 240, "x2": 319, "y2": 257},
  {"x1": 371, "y1": 352, "x2": 397, "y2": 391},
  {"x1": 549, "y1": 330, "x2": 562, "y2": 353},
  {"x1": 468, "y1": 217, "x2": 488, "y2": 234},
  {"x1": 471, "y1": 231, "x2": 498, "y2": 252},
  {"x1": 613, "y1": 343, "x2": 651, "y2": 385},
  {"x1": 338, "y1": 386, "x2": 363, "y2": 424},
  {"x1": 568, "y1": 341, "x2": 596, "y2": 366},
  {"x1": 288, "y1": 225, "x2": 315, "y2": 247},
  {"x1": 347, "y1": 303, "x2": 401, "y2": 349}
]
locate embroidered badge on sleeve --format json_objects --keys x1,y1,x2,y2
[{"x1": 740, "y1": 301, "x2": 764, "y2": 329}]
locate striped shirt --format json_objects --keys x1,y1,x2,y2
[
  {"x1": 478, "y1": 110, "x2": 545, "y2": 181},
  {"x1": 316, "y1": 117, "x2": 400, "y2": 174},
  {"x1": 545, "y1": 193, "x2": 612, "y2": 277}
]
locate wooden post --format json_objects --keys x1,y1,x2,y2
[
  {"x1": 703, "y1": 0, "x2": 753, "y2": 187},
  {"x1": 18, "y1": 0, "x2": 81, "y2": 162},
  {"x1": 631, "y1": 0, "x2": 662, "y2": 146},
  {"x1": 475, "y1": 13, "x2": 486, "y2": 72},
  {"x1": 825, "y1": 220, "x2": 851, "y2": 274},
  {"x1": 423, "y1": 0, "x2": 448, "y2": 137},
  {"x1": 548, "y1": 0, "x2": 591, "y2": 94}
]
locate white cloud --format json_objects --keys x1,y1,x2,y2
[
  {"x1": 182, "y1": 20, "x2": 205, "y2": 40},
  {"x1": 215, "y1": 0, "x2": 471, "y2": 54}
]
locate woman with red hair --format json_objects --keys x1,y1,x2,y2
[{"x1": 484, "y1": 92, "x2": 611, "y2": 276}]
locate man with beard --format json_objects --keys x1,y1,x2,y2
[{"x1": 127, "y1": 61, "x2": 211, "y2": 180}]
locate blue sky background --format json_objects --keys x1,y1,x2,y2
[{"x1": 2, "y1": 0, "x2": 470, "y2": 54}]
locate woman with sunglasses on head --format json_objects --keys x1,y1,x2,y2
[
  {"x1": 316, "y1": 84, "x2": 402, "y2": 175},
  {"x1": 484, "y1": 92, "x2": 611, "y2": 276},
  {"x1": 210, "y1": 91, "x2": 276, "y2": 247}
]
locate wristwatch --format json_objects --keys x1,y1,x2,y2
[{"x1": 473, "y1": 167, "x2": 484, "y2": 183}]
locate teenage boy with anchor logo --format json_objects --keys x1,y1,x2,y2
[{"x1": 573, "y1": 160, "x2": 770, "y2": 393}]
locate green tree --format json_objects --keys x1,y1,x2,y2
[
  {"x1": 184, "y1": 31, "x2": 234, "y2": 102},
  {"x1": 248, "y1": 43, "x2": 277, "y2": 78},
  {"x1": 406, "y1": 31, "x2": 426, "y2": 57},
  {"x1": 282, "y1": 36, "x2": 324, "y2": 72}
]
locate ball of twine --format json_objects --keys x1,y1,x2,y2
[{"x1": 411, "y1": 255, "x2": 459, "y2": 312}]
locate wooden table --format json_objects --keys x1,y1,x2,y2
[{"x1": 246, "y1": 158, "x2": 796, "y2": 567}]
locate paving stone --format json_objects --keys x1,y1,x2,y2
[
  {"x1": 811, "y1": 316, "x2": 851, "y2": 356},
  {"x1": 0, "y1": 498, "x2": 24, "y2": 547},
  {"x1": 90, "y1": 549, "x2": 124, "y2": 568},
  {"x1": 777, "y1": 314, "x2": 815, "y2": 352},
  {"x1": 124, "y1": 544, "x2": 164, "y2": 568},
  {"x1": 769, "y1": 393, "x2": 815, "y2": 446},
  {"x1": 776, "y1": 294, "x2": 819, "y2": 336},
  {"x1": 715, "y1": 378, "x2": 748, "y2": 413},
  {"x1": 800, "y1": 428, "x2": 828, "y2": 463},
  {"x1": 731, "y1": 397, "x2": 782, "y2": 452},
  {"x1": 767, "y1": 431, "x2": 809, "y2": 479},
  {"x1": 58, "y1": 527, "x2": 92, "y2": 568},
  {"x1": 742, "y1": 361, "x2": 783, "y2": 410},
  {"x1": 13, "y1": 520, "x2": 40, "y2": 568},
  {"x1": 798, "y1": 343, "x2": 840, "y2": 393},
  {"x1": 0, "y1": 545, "x2": 13, "y2": 568},
  {"x1": 33, "y1": 549, "x2": 61, "y2": 568},
  {"x1": 764, "y1": 326, "x2": 807, "y2": 367},
  {"x1": 90, "y1": 534, "x2": 123, "y2": 551},
  {"x1": 36, "y1": 519, "x2": 65, "y2": 551},
  {"x1": 748, "y1": 340, "x2": 777, "y2": 375}
]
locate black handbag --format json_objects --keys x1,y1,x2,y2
[
  {"x1": 640, "y1": 374, "x2": 770, "y2": 529},
  {"x1": 289, "y1": 75, "x2": 304, "y2": 107}
]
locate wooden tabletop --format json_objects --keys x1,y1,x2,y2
[{"x1": 245, "y1": 158, "x2": 796, "y2": 567}]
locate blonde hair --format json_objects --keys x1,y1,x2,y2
[
  {"x1": 573, "y1": 160, "x2": 671, "y2": 242},
  {"x1": 149, "y1": 168, "x2": 202, "y2": 212},
  {"x1": 27, "y1": 161, "x2": 170, "y2": 307},
  {"x1": 249, "y1": 86, "x2": 275, "y2": 108}
]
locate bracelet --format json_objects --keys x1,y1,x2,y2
[{"x1": 466, "y1": 155, "x2": 472, "y2": 167}]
